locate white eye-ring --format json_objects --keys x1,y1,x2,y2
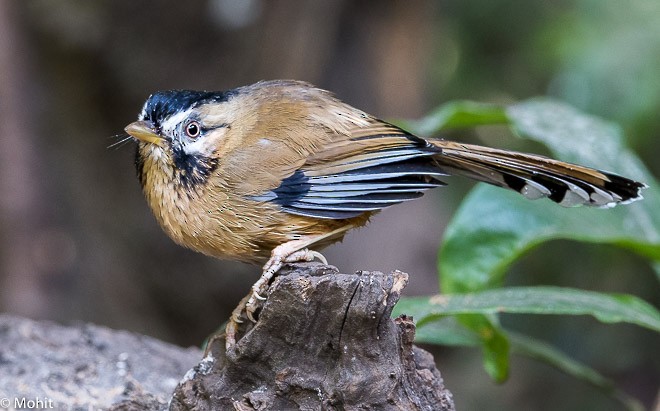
[{"x1": 185, "y1": 121, "x2": 201, "y2": 138}]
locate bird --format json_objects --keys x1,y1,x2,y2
[{"x1": 124, "y1": 79, "x2": 646, "y2": 348}]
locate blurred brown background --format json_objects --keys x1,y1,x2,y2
[{"x1": 0, "y1": 1, "x2": 658, "y2": 409}]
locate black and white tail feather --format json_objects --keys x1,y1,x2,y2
[
  {"x1": 433, "y1": 140, "x2": 646, "y2": 208},
  {"x1": 254, "y1": 124, "x2": 646, "y2": 220}
]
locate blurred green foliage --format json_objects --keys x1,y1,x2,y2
[
  {"x1": 420, "y1": 4, "x2": 660, "y2": 407},
  {"x1": 396, "y1": 98, "x2": 659, "y2": 409}
]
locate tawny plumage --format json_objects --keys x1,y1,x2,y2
[{"x1": 125, "y1": 80, "x2": 645, "y2": 348}]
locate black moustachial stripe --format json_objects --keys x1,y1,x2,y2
[
  {"x1": 172, "y1": 147, "x2": 220, "y2": 190},
  {"x1": 135, "y1": 145, "x2": 219, "y2": 191}
]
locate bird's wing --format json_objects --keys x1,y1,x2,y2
[{"x1": 250, "y1": 121, "x2": 447, "y2": 219}]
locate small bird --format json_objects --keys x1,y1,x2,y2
[{"x1": 125, "y1": 80, "x2": 645, "y2": 348}]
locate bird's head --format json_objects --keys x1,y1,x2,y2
[{"x1": 125, "y1": 89, "x2": 238, "y2": 188}]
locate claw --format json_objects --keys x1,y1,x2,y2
[
  {"x1": 246, "y1": 312, "x2": 256, "y2": 323},
  {"x1": 309, "y1": 250, "x2": 328, "y2": 265},
  {"x1": 246, "y1": 300, "x2": 258, "y2": 323}
]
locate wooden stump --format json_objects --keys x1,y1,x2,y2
[{"x1": 170, "y1": 263, "x2": 455, "y2": 411}]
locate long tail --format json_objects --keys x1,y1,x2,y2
[{"x1": 430, "y1": 140, "x2": 646, "y2": 208}]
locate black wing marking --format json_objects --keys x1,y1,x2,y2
[{"x1": 251, "y1": 155, "x2": 446, "y2": 219}]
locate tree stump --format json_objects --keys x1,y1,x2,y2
[{"x1": 170, "y1": 263, "x2": 454, "y2": 411}]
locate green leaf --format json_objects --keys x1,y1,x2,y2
[
  {"x1": 440, "y1": 98, "x2": 660, "y2": 294},
  {"x1": 400, "y1": 101, "x2": 508, "y2": 135},
  {"x1": 653, "y1": 261, "x2": 660, "y2": 282},
  {"x1": 404, "y1": 315, "x2": 481, "y2": 347},
  {"x1": 402, "y1": 315, "x2": 645, "y2": 409},
  {"x1": 396, "y1": 287, "x2": 660, "y2": 332},
  {"x1": 401, "y1": 98, "x2": 659, "y2": 387},
  {"x1": 396, "y1": 297, "x2": 511, "y2": 381},
  {"x1": 466, "y1": 314, "x2": 510, "y2": 382},
  {"x1": 396, "y1": 286, "x2": 659, "y2": 384},
  {"x1": 396, "y1": 304, "x2": 646, "y2": 409},
  {"x1": 509, "y1": 333, "x2": 645, "y2": 411}
]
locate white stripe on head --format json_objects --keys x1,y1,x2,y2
[
  {"x1": 139, "y1": 98, "x2": 150, "y2": 120},
  {"x1": 161, "y1": 108, "x2": 195, "y2": 135},
  {"x1": 183, "y1": 136, "x2": 213, "y2": 156}
]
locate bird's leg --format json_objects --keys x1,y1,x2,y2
[
  {"x1": 257, "y1": 246, "x2": 329, "y2": 299},
  {"x1": 225, "y1": 243, "x2": 327, "y2": 349},
  {"x1": 225, "y1": 293, "x2": 251, "y2": 349},
  {"x1": 225, "y1": 225, "x2": 353, "y2": 350},
  {"x1": 245, "y1": 241, "x2": 327, "y2": 323}
]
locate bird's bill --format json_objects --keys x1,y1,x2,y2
[{"x1": 125, "y1": 121, "x2": 165, "y2": 146}]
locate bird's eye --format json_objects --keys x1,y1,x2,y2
[{"x1": 185, "y1": 121, "x2": 201, "y2": 138}]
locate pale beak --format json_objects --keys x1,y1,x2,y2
[{"x1": 124, "y1": 121, "x2": 165, "y2": 147}]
